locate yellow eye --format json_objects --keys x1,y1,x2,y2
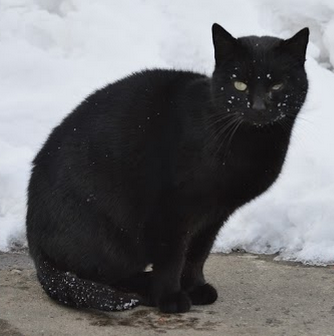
[
  {"x1": 272, "y1": 83, "x2": 284, "y2": 91},
  {"x1": 234, "y1": 81, "x2": 248, "y2": 91}
]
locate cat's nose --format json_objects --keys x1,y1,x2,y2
[{"x1": 251, "y1": 96, "x2": 266, "y2": 111}]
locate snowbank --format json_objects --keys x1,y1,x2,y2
[{"x1": 0, "y1": 0, "x2": 334, "y2": 265}]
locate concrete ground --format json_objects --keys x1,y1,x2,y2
[{"x1": 0, "y1": 251, "x2": 333, "y2": 336}]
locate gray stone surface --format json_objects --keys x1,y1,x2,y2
[{"x1": 0, "y1": 251, "x2": 333, "y2": 336}]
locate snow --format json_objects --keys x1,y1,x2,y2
[{"x1": 0, "y1": 0, "x2": 334, "y2": 265}]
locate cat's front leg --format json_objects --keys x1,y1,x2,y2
[
  {"x1": 148, "y1": 234, "x2": 193, "y2": 313},
  {"x1": 150, "y1": 261, "x2": 191, "y2": 313},
  {"x1": 182, "y1": 261, "x2": 218, "y2": 306},
  {"x1": 181, "y1": 222, "x2": 223, "y2": 305},
  {"x1": 146, "y1": 206, "x2": 192, "y2": 313}
]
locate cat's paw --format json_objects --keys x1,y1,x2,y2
[
  {"x1": 158, "y1": 291, "x2": 191, "y2": 313},
  {"x1": 188, "y1": 283, "x2": 218, "y2": 305}
]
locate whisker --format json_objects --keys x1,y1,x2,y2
[
  {"x1": 204, "y1": 113, "x2": 236, "y2": 130},
  {"x1": 278, "y1": 118, "x2": 308, "y2": 153},
  {"x1": 284, "y1": 112, "x2": 312, "y2": 125},
  {"x1": 213, "y1": 117, "x2": 241, "y2": 159},
  {"x1": 204, "y1": 116, "x2": 240, "y2": 161},
  {"x1": 220, "y1": 119, "x2": 243, "y2": 160}
]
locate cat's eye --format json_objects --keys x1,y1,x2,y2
[
  {"x1": 271, "y1": 83, "x2": 284, "y2": 91},
  {"x1": 234, "y1": 81, "x2": 248, "y2": 91}
]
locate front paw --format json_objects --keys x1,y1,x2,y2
[
  {"x1": 188, "y1": 283, "x2": 218, "y2": 305},
  {"x1": 158, "y1": 291, "x2": 191, "y2": 313}
]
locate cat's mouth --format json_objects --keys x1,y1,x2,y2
[{"x1": 238, "y1": 110, "x2": 287, "y2": 128}]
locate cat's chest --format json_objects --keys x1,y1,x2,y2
[
  {"x1": 218, "y1": 144, "x2": 286, "y2": 205},
  {"x1": 177, "y1": 138, "x2": 286, "y2": 211}
]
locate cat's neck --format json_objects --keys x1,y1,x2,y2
[{"x1": 214, "y1": 120, "x2": 292, "y2": 163}]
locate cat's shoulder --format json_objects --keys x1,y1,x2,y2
[
  {"x1": 123, "y1": 68, "x2": 207, "y2": 81},
  {"x1": 81, "y1": 68, "x2": 209, "y2": 110},
  {"x1": 105, "y1": 68, "x2": 208, "y2": 91}
]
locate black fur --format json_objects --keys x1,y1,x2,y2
[{"x1": 26, "y1": 24, "x2": 309, "y2": 313}]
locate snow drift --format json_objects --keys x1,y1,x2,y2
[{"x1": 1, "y1": 0, "x2": 334, "y2": 265}]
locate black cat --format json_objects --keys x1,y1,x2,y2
[{"x1": 26, "y1": 24, "x2": 309, "y2": 314}]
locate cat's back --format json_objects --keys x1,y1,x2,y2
[
  {"x1": 40, "y1": 69, "x2": 207, "y2": 148},
  {"x1": 31, "y1": 69, "x2": 208, "y2": 193},
  {"x1": 35, "y1": 68, "x2": 207, "y2": 160}
]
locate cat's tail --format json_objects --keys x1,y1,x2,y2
[{"x1": 36, "y1": 258, "x2": 141, "y2": 311}]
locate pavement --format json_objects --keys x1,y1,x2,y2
[{"x1": 0, "y1": 251, "x2": 333, "y2": 336}]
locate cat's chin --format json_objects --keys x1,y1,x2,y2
[
  {"x1": 251, "y1": 122, "x2": 274, "y2": 128},
  {"x1": 242, "y1": 114, "x2": 288, "y2": 128},
  {"x1": 248, "y1": 119, "x2": 284, "y2": 128},
  {"x1": 233, "y1": 108, "x2": 287, "y2": 127}
]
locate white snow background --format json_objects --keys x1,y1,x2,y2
[{"x1": 0, "y1": 0, "x2": 334, "y2": 265}]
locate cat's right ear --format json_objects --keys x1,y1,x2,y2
[
  {"x1": 281, "y1": 27, "x2": 309, "y2": 64},
  {"x1": 212, "y1": 23, "x2": 237, "y2": 66}
]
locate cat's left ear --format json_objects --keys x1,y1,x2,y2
[
  {"x1": 212, "y1": 23, "x2": 238, "y2": 65},
  {"x1": 281, "y1": 28, "x2": 309, "y2": 63}
]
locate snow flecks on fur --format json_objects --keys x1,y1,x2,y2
[{"x1": 38, "y1": 261, "x2": 140, "y2": 311}]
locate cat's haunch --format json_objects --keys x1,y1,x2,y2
[{"x1": 26, "y1": 24, "x2": 309, "y2": 313}]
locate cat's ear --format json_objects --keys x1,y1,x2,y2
[
  {"x1": 212, "y1": 23, "x2": 237, "y2": 65},
  {"x1": 281, "y1": 28, "x2": 309, "y2": 63}
]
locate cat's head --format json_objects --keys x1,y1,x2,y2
[{"x1": 211, "y1": 24, "x2": 309, "y2": 127}]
